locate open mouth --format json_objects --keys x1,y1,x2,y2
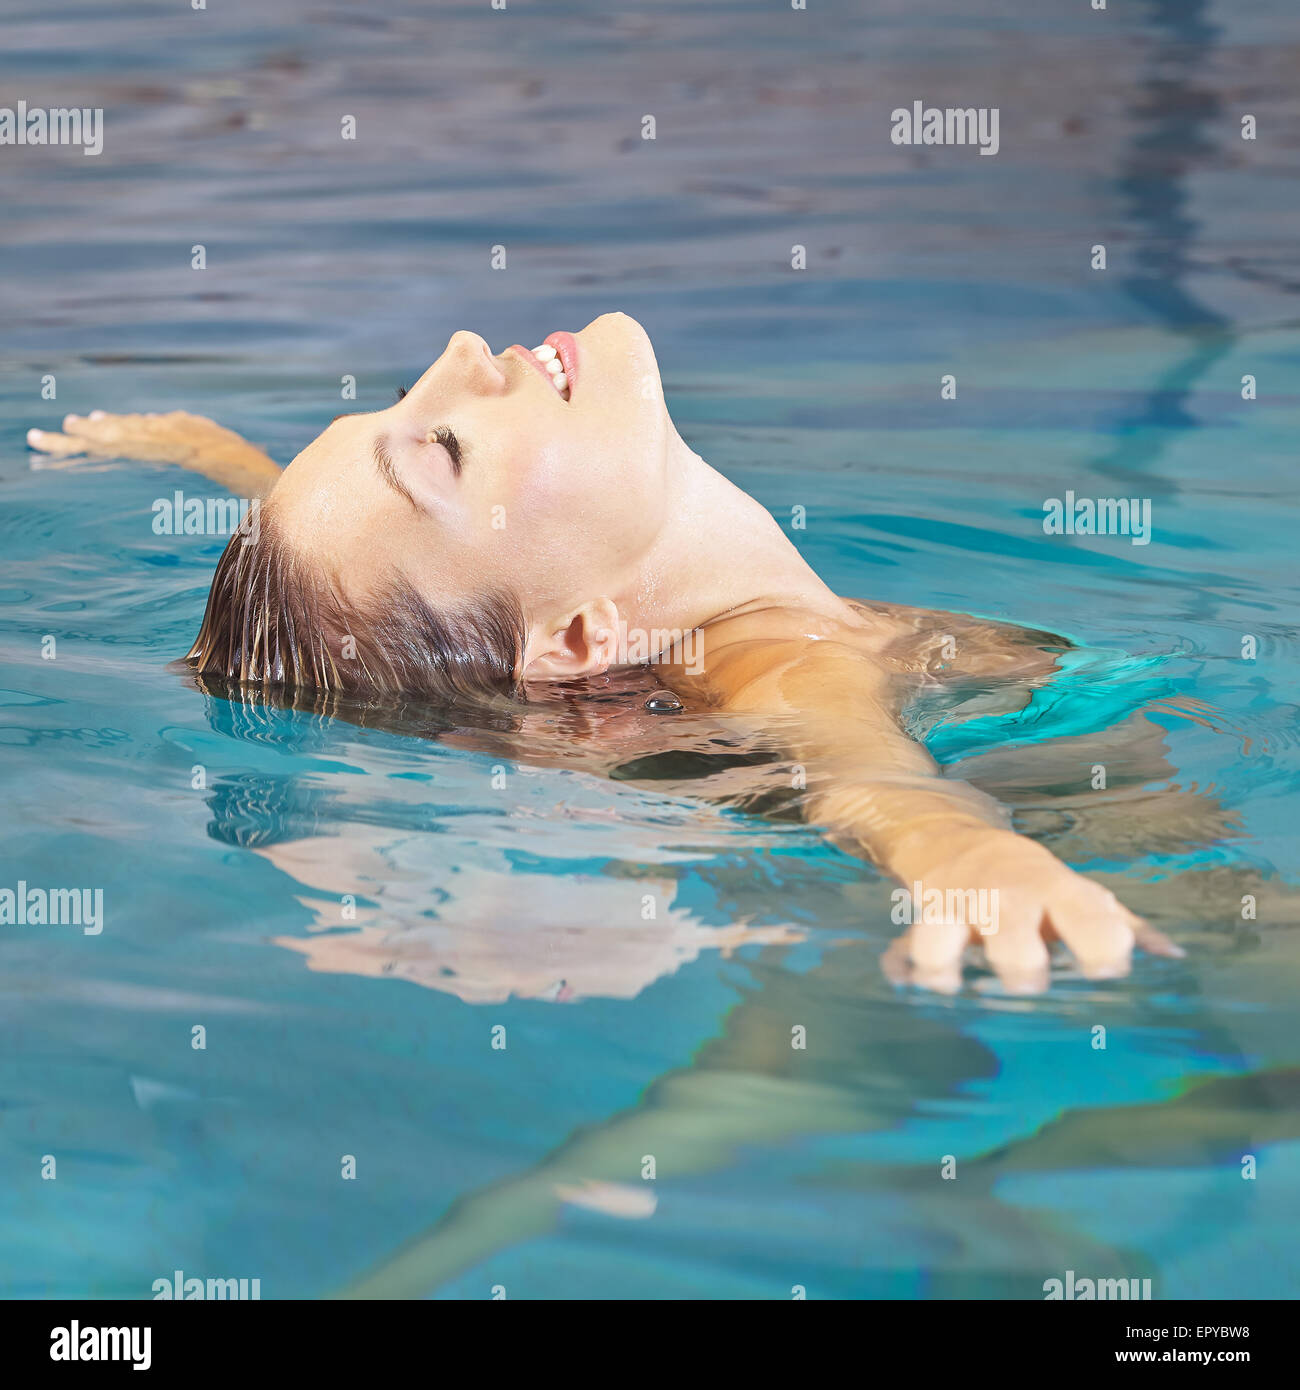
[
  {"x1": 543, "y1": 332, "x2": 577, "y2": 398},
  {"x1": 510, "y1": 332, "x2": 578, "y2": 401}
]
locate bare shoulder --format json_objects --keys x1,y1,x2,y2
[
  {"x1": 841, "y1": 598, "x2": 1070, "y2": 683},
  {"x1": 663, "y1": 601, "x2": 896, "y2": 713},
  {"x1": 661, "y1": 596, "x2": 1069, "y2": 710}
]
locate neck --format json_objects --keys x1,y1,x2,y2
[{"x1": 615, "y1": 434, "x2": 849, "y2": 640}]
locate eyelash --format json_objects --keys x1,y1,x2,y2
[
  {"x1": 430, "y1": 425, "x2": 463, "y2": 477},
  {"x1": 395, "y1": 385, "x2": 462, "y2": 477}
]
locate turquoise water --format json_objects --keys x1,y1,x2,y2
[{"x1": 2, "y1": 0, "x2": 1299, "y2": 1298}]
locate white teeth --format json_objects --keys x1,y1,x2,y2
[{"x1": 529, "y1": 342, "x2": 568, "y2": 398}]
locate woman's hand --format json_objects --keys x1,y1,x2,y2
[
  {"x1": 690, "y1": 627, "x2": 1186, "y2": 998},
  {"x1": 30, "y1": 409, "x2": 242, "y2": 462},
  {"x1": 881, "y1": 827, "x2": 1183, "y2": 995},
  {"x1": 27, "y1": 410, "x2": 282, "y2": 495}
]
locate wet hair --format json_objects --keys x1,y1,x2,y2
[{"x1": 185, "y1": 505, "x2": 525, "y2": 704}]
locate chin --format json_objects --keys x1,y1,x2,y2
[
  {"x1": 592, "y1": 314, "x2": 665, "y2": 413},
  {"x1": 582, "y1": 311, "x2": 656, "y2": 365}
]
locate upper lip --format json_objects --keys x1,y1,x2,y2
[{"x1": 509, "y1": 344, "x2": 567, "y2": 398}]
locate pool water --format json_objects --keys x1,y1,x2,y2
[{"x1": 2, "y1": 0, "x2": 1299, "y2": 1298}]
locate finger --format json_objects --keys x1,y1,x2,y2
[
  {"x1": 26, "y1": 427, "x2": 88, "y2": 457},
  {"x1": 60, "y1": 410, "x2": 135, "y2": 446},
  {"x1": 60, "y1": 410, "x2": 101, "y2": 432},
  {"x1": 60, "y1": 411, "x2": 184, "y2": 464},
  {"x1": 881, "y1": 926, "x2": 967, "y2": 993},
  {"x1": 1049, "y1": 889, "x2": 1137, "y2": 980},
  {"x1": 982, "y1": 904, "x2": 1051, "y2": 994},
  {"x1": 881, "y1": 934, "x2": 914, "y2": 988},
  {"x1": 1131, "y1": 913, "x2": 1185, "y2": 960},
  {"x1": 903, "y1": 918, "x2": 968, "y2": 994}
]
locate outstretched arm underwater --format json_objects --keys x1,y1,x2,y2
[
  {"x1": 28, "y1": 409, "x2": 282, "y2": 498},
  {"x1": 669, "y1": 617, "x2": 1182, "y2": 994}
]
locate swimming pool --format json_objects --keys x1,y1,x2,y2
[{"x1": 2, "y1": 0, "x2": 1298, "y2": 1299}]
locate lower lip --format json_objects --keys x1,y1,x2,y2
[{"x1": 544, "y1": 331, "x2": 578, "y2": 397}]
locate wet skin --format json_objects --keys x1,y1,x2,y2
[{"x1": 29, "y1": 312, "x2": 1187, "y2": 993}]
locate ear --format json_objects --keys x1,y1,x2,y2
[{"x1": 522, "y1": 598, "x2": 621, "y2": 680}]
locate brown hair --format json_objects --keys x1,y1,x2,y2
[{"x1": 185, "y1": 506, "x2": 525, "y2": 704}]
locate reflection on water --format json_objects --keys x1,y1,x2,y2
[{"x1": 1, "y1": 0, "x2": 1299, "y2": 1298}]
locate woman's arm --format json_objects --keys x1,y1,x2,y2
[
  {"x1": 700, "y1": 633, "x2": 1182, "y2": 994},
  {"x1": 27, "y1": 410, "x2": 282, "y2": 498}
]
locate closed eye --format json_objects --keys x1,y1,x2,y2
[{"x1": 428, "y1": 425, "x2": 463, "y2": 477}]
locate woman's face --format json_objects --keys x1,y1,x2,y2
[{"x1": 268, "y1": 312, "x2": 675, "y2": 641}]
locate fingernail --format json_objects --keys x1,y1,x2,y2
[
  {"x1": 26, "y1": 428, "x2": 43, "y2": 445},
  {"x1": 89, "y1": 410, "x2": 106, "y2": 420}
]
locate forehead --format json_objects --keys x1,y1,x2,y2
[
  {"x1": 265, "y1": 411, "x2": 457, "y2": 605},
  {"x1": 271, "y1": 414, "x2": 377, "y2": 538}
]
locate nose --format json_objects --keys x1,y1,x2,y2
[{"x1": 435, "y1": 331, "x2": 507, "y2": 396}]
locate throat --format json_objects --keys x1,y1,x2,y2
[{"x1": 618, "y1": 444, "x2": 853, "y2": 644}]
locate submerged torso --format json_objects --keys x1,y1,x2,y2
[
  {"x1": 426, "y1": 599, "x2": 1073, "y2": 811},
  {"x1": 660, "y1": 596, "x2": 1069, "y2": 705}
]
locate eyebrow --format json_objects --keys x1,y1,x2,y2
[{"x1": 373, "y1": 433, "x2": 425, "y2": 514}]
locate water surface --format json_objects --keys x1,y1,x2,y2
[{"x1": 1, "y1": 0, "x2": 1298, "y2": 1298}]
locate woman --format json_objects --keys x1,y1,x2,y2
[{"x1": 27, "y1": 311, "x2": 1183, "y2": 993}]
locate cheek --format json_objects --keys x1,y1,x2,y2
[
  {"x1": 449, "y1": 490, "x2": 552, "y2": 597},
  {"x1": 510, "y1": 436, "x2": 569, "y2": 500},
  {"x1": 497, "y1": 440, "x2": 590, "y2": 538},
  {"x1": 478, "y1": 427, "x2": 654, "y2": 584}
]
